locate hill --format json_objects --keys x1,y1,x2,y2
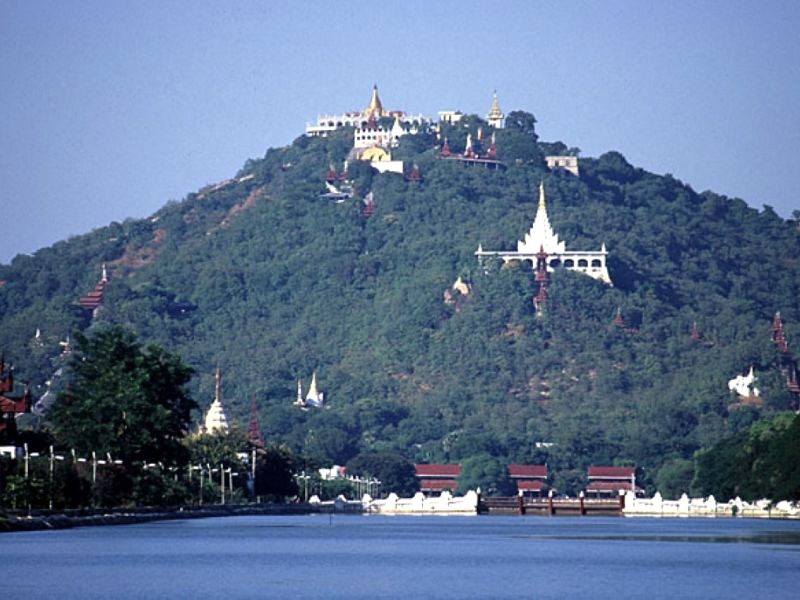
[{"x1": 2, "y1": 113, "x2": 799, "y2": 493}]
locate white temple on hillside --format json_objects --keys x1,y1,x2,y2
[
  {"x1": 305, "y1": 371, "x2": 324, "y2": 408},
  {"x1": 476, "y1": 182, "x2": 612, "y2": 285},
  {"x1": 294, "y1": 372, "x2": 325, "y2": 410},
  {"x1": 728, "y1": 366, "x2": 760, "y2": 399},
  {"x1": 203, "y1": 368, "x2": 229, "y2": 434}
]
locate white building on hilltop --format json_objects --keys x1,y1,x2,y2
[
  {"x1": 203, "y1": 368, "x2": 229, "y2": 434},
  {"x1": 476, "y1": 182, "x2": 612, "y2": 285},
  {"x1": 305, "y1": 85, "x2": 428, "y2": 138}
]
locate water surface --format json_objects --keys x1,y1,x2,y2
[{"x1": 3, "y1": 515, "x2": 799, "y2": 598}]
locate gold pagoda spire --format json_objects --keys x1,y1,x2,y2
[
  {"x1": 538, "y1": 181, "x2": 546, "y2": 210},
  {"x1": 488, "y1": 90, "x2": 502, "y2": 119},
  {"x1": 214, "y1": 366, "x2": 221, "y2": 403},
  {"x1": 364, "y1": 84, "x2": 384, "y2": 118}
]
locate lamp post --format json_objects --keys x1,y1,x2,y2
[
  {"x1": 48, "y1": 446, "x2": 64, "y2": 510},
  {"x1": 220, "y1": 463, "x2": 225, "y2": 505}
]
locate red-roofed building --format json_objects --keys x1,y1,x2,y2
[
  {"x1": 507, "y1": 464, "x2": 548, "y2": 497},
  {"x1": 586, "y1": 466, "x2": 640, "y2": 496},
  {"x1": 78, "y1": 265, "x2": 109, "y2": 314},
  {"x1": 415, "y1": 464, "x2": 460, "y2": 495}
]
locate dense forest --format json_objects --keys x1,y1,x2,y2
[{"x1": 2, "y1": 109, "x2": 799, "y2": 497}]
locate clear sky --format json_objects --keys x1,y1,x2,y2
[{"x1": 2, "y1": 1, "x2": 799, "y2": 264}]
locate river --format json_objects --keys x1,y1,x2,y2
[{"x1": 3, "y1": 514, "x2": 800, "y2": 598}]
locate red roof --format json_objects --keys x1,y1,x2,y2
[
  {"x1": 516, "y1": 480, "x2": 545, "y2": 491},
  {"x1": 587, "y1": 466, "x2": 635, "y2": 479},
  {"x1": 415, "y1": 464, "x2": 461, "y2": 478},
  {"x1": 508, "y1": 464, "x2": 547, "y2": 479},
  {"x1": 419, "y1": 479, "x2": 458, "y2": 491},
  {"x1": 586, "y1": 481, "x2": 636, "y2": 492}
]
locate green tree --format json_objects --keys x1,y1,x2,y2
[
  {"x1": 49, "y1": 326, "x2": 196, "y2": 466},
  {"x1": 655, "y1": 458, "x2": 694, "y2": 499},
  {"x1": 457, "y1": 454, "x2": 514, "y2": 496},
  {"x1": 254, "y1": 444, "x2": 298, "y2": 500},
  {"x1": 346, "y1": 452, "x2": 418, "y2": 497}
]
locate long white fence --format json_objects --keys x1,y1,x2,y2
[{"x1": 623, "y1": 491, "x2": 800, "y2": 518}]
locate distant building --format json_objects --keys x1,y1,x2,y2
[
  {"x1": 508, "y1": 464, "x2": 548, "y2": 497},
  {"x1": 305, "y1": 85, "x2": 428, "y2": 138},
  {"x1": 545, "y1": 155, "x2": 579, "y2": 177},
  {"x1": 295, "y1": 372, "x2": 324, "y2": 410},
  {"x1": 77, "y1": 264, "x2": 109, "y2": 317},
  {"x1": 476, "y1": 182, "x2": 612, "y2": 286},
  {"x1": 305, "y1": 371, "x2": 324, "y2": 408},
  {"x1": 437, "y1": 110, "x2": 464, "y2": 125},
  {"x1": 203, "y1": 368, "x2": 229, "y2": 434},
  {"x1": 585, "y1": 466, "x2": 641, "y2": 497},
  {"x1": 485, "y1": 90, "x2": 504, "y2": 129},
  {"x1": 415, "y1": 464, "x2": 460, "y2": 495}
]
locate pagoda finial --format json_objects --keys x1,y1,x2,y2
[
  {"x1": 214, "y1": 366, "x2": 221, "y2": 403},
  {"x1": 365, "y1": 84, "x2": 384, "y2": 117},
  {"x1": 539, "y1": 181, "x2": 546, "y2": 210},
  {"x1": 101, "y1": 264, "x2": 108, "y2": 282},
  {"x1": 486, "y1": 90, "x2": 504, "y2": 128}
]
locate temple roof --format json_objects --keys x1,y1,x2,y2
[
  {"x1": 517, "y1": 183, "x2": 566, "y2": 254},
  {"x1": 363, "y1": 84, "x2": 385, "y2": 118},
  {"x1": 487, "y1": 90, "x2": 503, "y2": 120}
]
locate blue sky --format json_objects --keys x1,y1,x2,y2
[{"x1": 2, "y1": 1, "x2": 799, "y2": 264}]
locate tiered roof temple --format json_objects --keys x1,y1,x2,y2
[{"x1": 476, "y1": 183, "x2": 612, "y2": 285}]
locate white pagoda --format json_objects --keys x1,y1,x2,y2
[
  {"x1": 203, "y1": 368, "x2": 229, "y2": 434},
  {"x1": 476, "y1": 182, "x2": 612, "y2": 285},
  {"x1": 305, "y1": 371, "x2": 324, "y2": 408}
]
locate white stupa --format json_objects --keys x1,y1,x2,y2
[
  {"x1": 305, "y1": 371, "x2": 324, "y2": 408},
  {"x1": 203, "y1": 367, "x2": 229, "y2": 433}
]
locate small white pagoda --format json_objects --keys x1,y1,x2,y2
[
  {"x1": 203, "y1": 368, "x2": 229, "y2": 434},
  {"x1": 293, "y1": 372, "x2": 325, "y2": 410}
]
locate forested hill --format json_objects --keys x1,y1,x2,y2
[{"x1": 2, "y1": 112, "x2": 799, "y2": 492}]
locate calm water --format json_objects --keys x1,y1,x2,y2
[{"x1": 3, "y1": 514, "x2": 800, "y2": 599}]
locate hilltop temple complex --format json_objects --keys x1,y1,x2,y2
[{"x1": 305, "y1": 85, "x2": 428, "y2": 139}]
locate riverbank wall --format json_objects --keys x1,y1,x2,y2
[
  {"x1": 363, "y1": 490, "x2": 479, "y2": 514},
  {"x1": 622, "y1": 492, "x2": 800, "y2": 518},
  {"x1": 0, "y1": 501, "x2": 359, "y2": 533}
]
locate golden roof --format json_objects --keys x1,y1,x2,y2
[
  {"x1": 364, "y1": 84, "x2": 385, "y2": 118},
  {"x1": 487, "y1": 90, "x2": 503, "y2": 119}
]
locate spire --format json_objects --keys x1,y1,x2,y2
[
  {"x1": 517, "y1": 182, "x2": 566, "y2": 255},
  {"x1": 486, "y1": 132, "x2": 497, "y2": 160},
  {"x1": 294, "y1": 379, "x2": 306, "y2": 409},
  {"x1": 538, "y1": 181, "x2": 546, "y2": 210},
  {"x1": 440, "y1": 137, "x2": 451, "y2": 157},
  {"x1": 463, "y1": 133, "x2": 475, "y2": 158},
  {"x1": 248, "y1": 395, "x2": 264, "y2": 449},
  {"x1": 486, "y1": 90, "x2": 504, "y2": 128},
  {"x1": 364, "y1": 84, "x2": 384, "y2": 118},
  {"x1": 305, "y1": 371, "x2": 324, "y2": 408},
  {"x1": 101, "y1": 263, "x2": 108, "y2": 283},
  {"x1": 204, "y1": 367, "x2": 229, "y2": 434},
  {"x1": 326, "y1": 164, "x2": 337, "y2": 183}
]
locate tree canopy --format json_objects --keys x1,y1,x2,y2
[{"x1": 49, "y1": 326, "x2": 196, "y2": 465}]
